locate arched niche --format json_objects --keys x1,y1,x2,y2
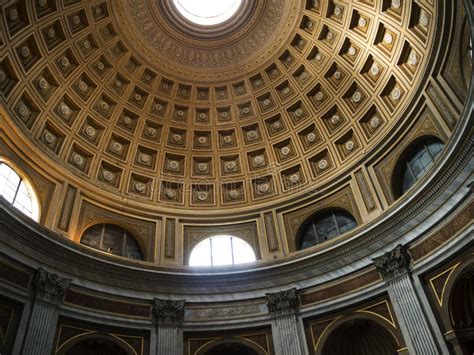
[
  {"x1": 195, "y1": 337, "x2": 267, "y2": 355},
  {"x1": 445, "y1": 262, "x2": 474, "y2": 354},
  {"x1": 316, "y1": 315, "x2": 401, "y2": 355},
  {"x1": 56, "y1": 334, "x2": 135, "y2": 355}
]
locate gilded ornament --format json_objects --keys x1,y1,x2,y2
[
  {"x1": 383, "y1": 33, "x2": 393, "y2": 44},
  {"x1": 20, "y1": 46, "x2": 31, "y2": 58},
  {"x1": 330, "y1": 114, "x2": 340, "y2": 125},
  {"x1": 345, "y1": 140, "x2": 355, "y2": 151},
  {"x1": 135, "y1": 182, "x2": 146, "y2": 193},
  {"x1": 169, "y1": 160, "x2": 180, "y2": 171},
  {"x1": 229, "y1": 189, "x2": 240, "y2": 200},
  {"x1": 17, "y1": 103, "x2": 30, "y2": 118},
  {"x1": 370, "y1": 116, "x2": 381, "y2": 129},
  {"x1": 72, "y1": 15, "x2": 81, "y2": 25},
  {"x1": 254, "y1": 155, "x2": 265, "y2": 166},
  {"x1": 318, "y1": 159, "x2": 328, "y2": 170},
  {"x1": 289, "y1": 174, "x2": 300, "y2": 184},
  {"x1": 0, "y1": 70, "x2": 6, "y2": 84},
  {"x1": 46, "y1": 28, "x2": 56, "y2": 39},
  {"x1": 102, "y1": 170, "x2": 114, "y2": 182},
  {"x1": 315, "y1": 92, "x2": 324, "y2": 101},
  {"x1": 9, "y1": 9, "x2": 19, "y2": 22},
  {"x1": 307, "y1": 132, "x2": 317, "y2": 143},
  {"x1": 38, "y1": 78, "x2": 49, "y2": 91},
  {"x1": 281, "y1": 146, "x2": 291, "y2": 156},
  {"x1": 72, "y1": 153, "x2": 84, "y2": 167},
  {"x1": 85, "y1": 126, "x2": 96, "y2": 138},
  {"x1": 358, "y1": 17, "x2": 367, "y2": 27},
  {"x1": 391, "y1": 88, "x2": 401, "y2": 101},
  {"x1": 352, "y1": 91, "x2": 362, "y2": 103},
  {"x1": 110, "y1": 142, "x2": 122, "y2": 153},
  {"x1": 197, "y1": 191, "x2": 208, "y2": 201},
  {"x1": 165, "y1": 189, "x2": 176, "y2": 199}
]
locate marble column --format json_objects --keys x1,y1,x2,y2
[
  {"x1": 266, "y1": 288, "x2": 305, "y2": 355},
  {"x1": 21, "y1": 268, "x2": 70, "y2": 355},
  {"x1": 374, "y1": 245, "x2": 442, "y2": 355},
  {"x1": 152, "y1": 298, "x2": 185, "y2": 355}
]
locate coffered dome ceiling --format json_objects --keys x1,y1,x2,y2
[{"x1": 0, "y1": 0, "x2": 436, "y2": 213}]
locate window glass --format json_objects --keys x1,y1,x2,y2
[
  {"x1": 80, "y1": 224, "x2": 143, "y2": 260},
  {"x1": 189, "y1": 235, "x2": 256, "y2": 267},
  {"x1": 399, "y1": 138, "x2": 444, "y2": 195},
  {"x1": 0, "y1": 162, "x2": 39, "y2": 221},
  {"x1": 298, "y1": 210, "x2": 357, "y2": 250},
  {"x1": 189, "y1": 239, "x2": 212, "y2": 266}
]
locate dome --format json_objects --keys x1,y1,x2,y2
[{"x1": 0, "y1": 0, "x2": 472, "y2": 354}]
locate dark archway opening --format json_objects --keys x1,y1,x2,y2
[
  {"x1": 449, "y1": 269, "x2": 474, "y2": 354},
  {"x1": 65, "y1": 337, "x2": 130, "y2": 355},
  {"x1": 204, "y1": 342, "x2": 259, "y2": 355},
  {"x1": 321, "y1": 319, "x2": 398, "y2": 355}
]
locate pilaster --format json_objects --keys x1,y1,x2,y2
[
  {"x1": 152, "y1": 298, "x2": 185, "y2": 355},
  {"x1": 374, "y1": 245, "x2": 446, "y2": 355},
  {"x1": 21, "y1": 268, "x2": 70, "y2": 355},
  {"x1": 266, "y1": 288, "x2": 306, "y2": 355}
]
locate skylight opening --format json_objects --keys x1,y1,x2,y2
[{"x1": 173, "y1": 0, "x2": 242, "y2": 26}]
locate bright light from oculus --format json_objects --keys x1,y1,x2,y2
[{"x1": 173, "y1": 0, "x2": 242, "y2": 26}]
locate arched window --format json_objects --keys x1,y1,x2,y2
[
  {"x1": 189, "y1": 235, "x2": 256, "y2": 267},
  {"x1": 298, "y1": 210, "x2": 357, "y2": 250},
  {"x1": 0, "y1": 161, "x2": 39, "y2": 221},
  {"x1": 80, "y1": 224, "x2": 143, "y2": 260},
  {"x1": 395, "y1": 137, "x2": 444, "y2": 197}
]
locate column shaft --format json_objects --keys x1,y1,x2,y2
[
  {"x1": 21, "y1": 301, "x2": 58, "y2": 355},
  {"x1": 156, "y1": 324, "x2": 180, "y2": 355},
  {"x1": 389, "y1": 274, "x2": 439, "y2": 354},
  {"x1": 274, "y1": 313, "x2": 303, "y2": 355}
]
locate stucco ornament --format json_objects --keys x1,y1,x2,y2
[
  {"x1": 33, "y1": 268, "x2": 70, "y2": 304},
  {"x1": 153, "y1": 298, "x2": 185, "y2": 325},
  {"x1": 373, "y1": 244, "x2": 412, "y2": 280},
  {"x1": 266, "y1": 288, "x2": 299, "y2": 315}
]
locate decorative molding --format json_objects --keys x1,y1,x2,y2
[
  {"x1": 165, "y1": 218, "x2": 176, "y2": 259},
  {"x1": 355, "y1": 170, "x2": 377, "y2": 212},
  {"x1": 266, "y1": 288, "x2": 299, "y2": 316},
  {"x1": 187, "y1": 303, "x2": 263, "y2": 320},
  {"x1": 152, "y1": 298, "x2": 185, "y2": 325},
  {"x1": 33, "y1": 268, "x2": 70, "y2": 305},
  {"x1": 58, "y1": 184, "x2": 77, "y2": 231},
  {"x1": 264, "y1": 212, "x2": 279, "y2": 252},
  {"x1": 426, "y1": 84, "x2": 456, "y2": 128},
  {"x1": 373, "y1": 245, "x2": 412, "y2": 280}
]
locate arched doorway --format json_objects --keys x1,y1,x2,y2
[{"x1": 321, "y1": 318, "x2": 398, "y2": 355}]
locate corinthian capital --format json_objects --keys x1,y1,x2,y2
[
  {"x1": 373, "y1": 244, "x2": 412, "y2": 280},
  {"x1": 153, "y1": 298, "x2": 185, "y2": 325},
  {"x1": 266, "y1": 288, "x2": 299, "y2": 316},
  {"x1": 33, "y1": 268, "x2": 70, "y2": 304}
]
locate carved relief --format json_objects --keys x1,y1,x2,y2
[
  {"x1": 373, "y1": 244, "x2": 412, "y2": 280},
  {"x1": 152, "y1": 298, "x2": 185, "y2": 325},
  {"x1": 33, "y1": 268, "x2": 70, "y2": 304},
  {"x1": 266, "y1": 288, "x2": 299, "y2": 315},
  {"x1": 58, "y1": 185, "x2": 77, "y2": 231}
]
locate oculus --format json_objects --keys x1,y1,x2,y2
[{"x1": 173, "y1": 0, "x2": 242, "y2": 26}]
